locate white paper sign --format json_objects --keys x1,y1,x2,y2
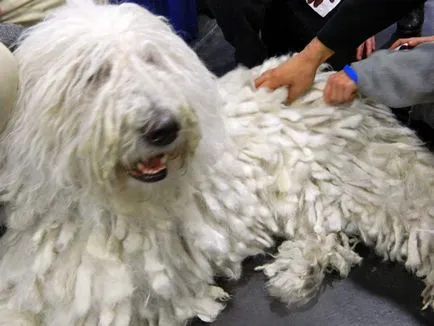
[{"x1": 307, "y1": 0, "x2": 342, "y2": 18}]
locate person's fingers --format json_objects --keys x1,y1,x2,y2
[
  {"x1": 406, "y1": 38, "x2": 419, "y2": 47},
  {"x1": 390, "y1": 38, "x2": 409, "y2": 49},
  {"x1": 259, "y1": 80, "x2": 276, "y2": 90},
  {"x1": 340, "y1": 87, "x2": 351, "y2": 103},
  {"x1": 324, "y1": 73, "x2": 358, "y2": 105},
  {"x1": 342, "y1": 82, "x2": 358, "y2": 103},
  {"x1": 334, "y1": 77, "x2": 349, "y2": 104},
  {"x1": 324, "y1": 74, "x2": 339, "y2": 104},
  {"x1": 323, "y1": 80, "x2": 331, "y2": 102},
  {"x1": 286, "y1": 85, "x2": 302, "y2": 104},
  {"x1": 256, "y1": 69, "x2": 284, "y2": 90},
  {"x1": 343, "y1": 91, "x2": 356, "y2": 104},
  {"x1": 254, "y1": 71, "x2": 271, "y2": 88},
  {"x1": 255, "y1": 75, "x2": 278, "y2": 90},
  {"x1": 336, "y1": 81, "x2": 347, "y2": 103},
  {"x1": 366, "y1": 38, "x2": 375, "y2": 56},
  {"x1": 329, "y1": 83, "x2": 340, "y2": 105},
  {"x1": 405, "y1": 36, "x2": 434, "y2": 48},
  {"x1": 390, "y1": 39, "x2": 402, "y2": 49},
  {"x1": 365, "y1": 40, "x2": 372, "y2": 56},
  {"x1": 356, "y1": 43, "x2": 364, "y2": 61},
  {"x1": 395, "y1": 36, "x2": 433, "y2": 49},
  {"x1": 334, "y1": 85, "x2": 349, "y2": 104},
  {"x1": 323, "y1": 83, "x2": 334, "y2": 104}
]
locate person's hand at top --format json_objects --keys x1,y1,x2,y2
[
  {"x1": 390, "y1": 35, "x2": 434, "y2": 50},
  {"x1": 254, "y1": 37, "x2": 334, "y2": 104}
]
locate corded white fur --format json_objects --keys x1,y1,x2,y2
[{"x1": 0, "y1": 1, "x2": 433, "y2": 325}]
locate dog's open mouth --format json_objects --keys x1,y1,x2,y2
[{"x1": 127, "y1": 154, "x2": 168, "y2": 183}]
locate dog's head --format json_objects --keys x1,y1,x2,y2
[{"x1": 6, "y1": 0, "x2": 227, "y2": 196}]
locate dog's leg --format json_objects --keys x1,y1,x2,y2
[
  {"x1": 329, "y1": 144, "x2": 434, "y2": 310},
  {"x1": 352, "y1": 210, "x2": 434, "y2": 309},
  {"x1": 344, "y1": 126, "x2": 434, "y2": 310},
  {"x1": 257, "y1": 232, "x2": 362, "y2": 306},
  {"x1": 352, "y1": 206, "x2": 434, "y2": 310}
]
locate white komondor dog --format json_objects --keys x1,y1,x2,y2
[{"x1": 0, "y1": 1, "x2": 433, "y2": 325}]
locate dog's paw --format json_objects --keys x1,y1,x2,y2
[
  {"x1": 256, "y1": 241, "x2": 326, "y2": 307},
  {"x1": 257, "y1": 234, "x2": 361, "y2": 307},
  {"x1": 174, "y1": 286, "x2": 229, "y2": 323},
  {"x1": 208, "y1": 285, "x2": 230, "y2": 301},
  {"x1": 196, "y1": 286, "x2": 230, "y2": 322}
]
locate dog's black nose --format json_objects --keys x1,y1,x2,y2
[{"x1": 144, "y1": 112, "x2": 180, "y2": 147}]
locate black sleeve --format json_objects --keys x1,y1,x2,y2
[{"x1": 317, "y1": 0, "x2": 427, "y2": 51}]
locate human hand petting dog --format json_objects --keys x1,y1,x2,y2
[
  {"x1": 255, "y1": 37, "x2": 334, "y2": 103},
  {"x1": 323, "y1": 70, "x2": 357, "y2": 105},
  {"x1": 323, "y1": 36, "x2": 375, "y2": 104},
  {"x1": 254, "y1": 53, "x2": 317, "y2": 104},
  {"x1": 324, "y1": 35, "x2": 434, "y2": 105}
]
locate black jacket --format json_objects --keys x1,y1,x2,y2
[
  {"x1": 318, "y1": 0, "x2": 427, "y2": 51},
  {"x1": 202, "y1": 0, "x2": 426, "y2": 68}
]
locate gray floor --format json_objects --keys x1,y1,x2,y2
[
  {"x1": 191, "y1": 3, "x2": 434, "y2": 325},
  {"x1": 192, "y1": 248, "x2": 434, "y2": 326}
]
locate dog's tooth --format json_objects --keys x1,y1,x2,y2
[
  {"x1": 137, "y1": 163, "x2": 145, "y2": 170},
  {"x1": 161, "y1": 155, "x2": 168, "y2": 164}
]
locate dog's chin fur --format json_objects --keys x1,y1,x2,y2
[{"x1": 0, "y1": 1, "x2": 433, "y2": 325}]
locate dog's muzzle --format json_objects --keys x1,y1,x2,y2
[{"x1": 128, "y1": 111, "x2": 181, "y2": 183}]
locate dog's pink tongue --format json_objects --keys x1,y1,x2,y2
[{"x1": 142, "y1": 155, "x2": 164, "y2": 170}]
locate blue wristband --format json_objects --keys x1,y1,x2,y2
[{"x1": 343, "y1": 65, "x2": 359, "y2": 84}]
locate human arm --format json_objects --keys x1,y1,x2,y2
[
  {"x1": 255, "y1": 0, "x2": 427, "y2": 103},
  {"x1": 324, "y1": 42, "x2": 434, "y2": 107},
  {"x1": 391, "y1": 35, "x2": 434, "y2": 49}
]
